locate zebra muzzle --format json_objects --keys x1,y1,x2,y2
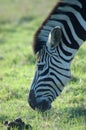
[{"x1": 28, "y1": 89, "x2": 51, "y2": 112}]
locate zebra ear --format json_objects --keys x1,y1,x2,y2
[{"x1": 47, "y1": 26, "x2": 62, "y2": 49}]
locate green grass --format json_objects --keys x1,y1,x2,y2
[{"x1": 0, "y1": 0, "x2": 86, "y2": 130}]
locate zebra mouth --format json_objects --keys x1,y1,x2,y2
[
  {"x1": 36, "y1": 98, "x2": 51, "y2": 112},
  {"x1": 28, "y1": 90, "x2": 51, "y2": 112}
]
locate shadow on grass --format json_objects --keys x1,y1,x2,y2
[
  {"x1": 0, "y1": 16, "x2": 35, "y2": 45},
  {"x1": 0, "y1": 115, "x2": 9, "y2": 124},
  {"x1": 0, "y1": 16, "x2": 35, "y2": 25},
  {"x1": 0, "y1": 20, "x2": 16, "y2": 34},
  {"x1": 41, "y1": 105, "x2": 86, "y2": 125},
  {"x1": 63, "y1": 106, "x2": 86, "y2": 118},
  {"x1": 18, "y1": 16, "x2": 35, "y2": 25}
]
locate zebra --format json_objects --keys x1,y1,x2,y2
[{"x1": 28, "y1": 0, "x2": 86, "y2": 112}]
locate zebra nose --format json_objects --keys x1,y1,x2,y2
[
  {"x1": 28, "y1": 90, "x2": 51, "y2": 112},
  {"x1": 36, "y1": 98, "x2": 51, "y2": 112}
]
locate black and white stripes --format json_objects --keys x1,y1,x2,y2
[{"x1": 28, "y1": 0, "x2": 86, "y2": 112}]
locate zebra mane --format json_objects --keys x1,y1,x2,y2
[{"x1": 33, "y1": 1, "x2": 60, "y2": 54}]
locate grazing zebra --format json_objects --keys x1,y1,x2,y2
[{"x1": 28, "y1": 0, "x2": 86, "y2": 112}]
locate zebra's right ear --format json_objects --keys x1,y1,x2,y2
[{"x1": 47, "y1": 26, "x2": 62, "y2": 49}]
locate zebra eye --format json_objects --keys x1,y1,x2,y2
[
  {"x1": 37, "y1": 63, "x2": 45, "y2": 71},
  {"x1": 38, "y1": 64, "x2": 44, "y2": 71}
]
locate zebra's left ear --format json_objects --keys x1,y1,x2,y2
[{"x1": 47, "y1": 26, "x2": 62, "y2": 49}]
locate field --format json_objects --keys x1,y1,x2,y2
[{"x1": 0, "y1": 0, "x2": 86, "y2": 129}]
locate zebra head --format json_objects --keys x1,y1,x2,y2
[{"x1": 28, "y1": 26, "x2": 70, "y2": 112}]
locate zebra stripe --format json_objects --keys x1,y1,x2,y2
[
  {"x1": 61, "y1": 0, "x2": 82, "y2": 8},
  {"x1": 51, "y1": 14, "x2": 83, "y2": 44},
  {"x1": 29, "y1": 0, "x2": 86, "y2": 111}
]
